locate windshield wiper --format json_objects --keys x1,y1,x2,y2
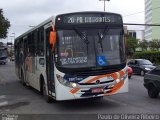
[
  {"x1": 98, "y1": 27, "x2": 109, "y2": 52},
  {"x1": 73, "y1": 27, "x2": 89, "y2": 53}
]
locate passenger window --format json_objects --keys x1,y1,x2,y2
[
  {"x1": 135, "y1": 61, "x2": 138, "y2": 65},
  {"x1": 37, "y1": 28, "x2": 44, "y2": 56},
  {"x1": 129, "y1": 60, "x2": 135, "y2": 65},
  {"x1": 150, "y1": 67, "x2": 160, "y2": 75}
]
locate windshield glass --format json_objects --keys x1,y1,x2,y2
[
  {"x1": 0, "y1": 49, "x2": 7, "y2": 58},
  {"x1": 139, "y1": 60, "x2": 152, "y2": 65},
  {"x1": 56, "y1": 28, "x2": 125, "y2": 68}
]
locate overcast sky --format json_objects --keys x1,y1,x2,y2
[{"x1": 0, "y1": 0, "x2": 145, "y2": 42}]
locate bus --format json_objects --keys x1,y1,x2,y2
[
  {"x1": 0, "y1": 46, "x2": 7, "y2": 65},
  {"x1": 14, "y1": 12, "x2": 128, "y2": 102}
]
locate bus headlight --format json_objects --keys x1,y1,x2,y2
[
  {"x1": 116, "y1": 79, "x2": 120, "y2": 83},
  {"x1": 71, "y1": 83, "x2": 77, "y2": 88},
  {"x1": 56, "y1": 74, "x2": 78, "y2": 88}
]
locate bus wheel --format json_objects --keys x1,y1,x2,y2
[
  {"x1": 42, "y1": 81, "x2": 52, "y2": 103},
  {"x1": 93, "y1": 96, "x2": 103, "y2": 100},
  {"x1": 21, "y1": 71, "x2": 26, "y2": 86}
]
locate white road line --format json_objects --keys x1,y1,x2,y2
[
  {"x1": 0, "y1": 101, "x2": 8, "y2": 107},
  {"x1": 0, "y1": 95, "x2": 6, "y2": 99}
]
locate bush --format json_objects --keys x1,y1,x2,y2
[{"x1": 132, "y1": 51, "x2": 160, "y2": 65}]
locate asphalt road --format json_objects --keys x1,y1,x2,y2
[{"x1": 0, "y1": 62, "x2": 160, "y2": 118}]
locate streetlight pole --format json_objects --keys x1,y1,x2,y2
[{"x1": 99, "y1": 0, "x2": 110, "y2": 12}]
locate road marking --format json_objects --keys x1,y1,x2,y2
[
  {"x1": 0, "y1": 95, "x2": 6, "y2": 99},
  {"x1": 0, "y1": 101, "x2": 8, "y2": 107}
]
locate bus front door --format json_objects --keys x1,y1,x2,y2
[{"x1": 45, "y1": 25, "x2": 56, "y2": 98}]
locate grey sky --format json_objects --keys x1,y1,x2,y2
[{"x1": 0, "y1": 0, "x2": 145, "y2": 42}]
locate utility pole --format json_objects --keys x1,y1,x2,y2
[{"x1": 99, "y1": 0, "x2": 110, "y2": 11}]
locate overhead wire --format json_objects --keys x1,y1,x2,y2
[{"x1": 123, "y1": 6, "x2": 160, "y2": 18}]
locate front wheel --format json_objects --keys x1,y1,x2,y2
[
  {"x1": 21, "y1": 72, "x2": 26, "y2": 86},
  {"x1": 148, "y1": 84, "x2": 159, "y2": 98},
  {"x1": 42, "y1": 81, "x2": 53, "y2": 103}
]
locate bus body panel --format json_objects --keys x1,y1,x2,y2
[{"x1": 24, "y1": 56, "x2": 47, "y2": 91}]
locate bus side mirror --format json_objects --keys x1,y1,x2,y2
[{"x1": 49, "y1": 31, "x2": 56, "y2": 47}]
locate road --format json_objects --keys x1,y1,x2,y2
[{"x1": 0, "y1": 62, "x2": 160, "y2": 119}]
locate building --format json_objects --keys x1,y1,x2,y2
[
  {"x1": 128, "y1": 30, "x2": 137, "y2": 38},
  {"x1": 144, "y1": 0, "x2": 160, "y2": 41}
]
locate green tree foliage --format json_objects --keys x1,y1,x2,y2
[
  {"x1": 138, "y1": 40, "x2": 148, "y2": 51},
  {"x1": 148, "y1": 39, "x2": 160, "y2": 51},
  {"x1": 0, "y1": 9, "x2": 10, "y2": 39},
  {"x1": 133, "y1": 51, "x2": 160, "y2": 65},
  {"x1": 125, "y1": 34, "x2": 138, "y2": 57}
]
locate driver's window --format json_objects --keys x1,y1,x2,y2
[{"x1": 135, "y1": 61, "x2": 138, "y2": 65}]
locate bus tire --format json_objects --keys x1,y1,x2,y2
[
  {"x1": 42, "y1": 80, "x2": 52, "y2": 103},
  {"x1": 21, "y1": 71, "x2": 26, "y2": 86},
  {"x1": 94, "y1": 96, "x2": 103, "y2": 100}
]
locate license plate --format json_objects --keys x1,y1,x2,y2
[{"x1": 92, "y1": 88, "x2": 104, "y2": 93}]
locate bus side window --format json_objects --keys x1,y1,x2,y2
[
  {"x1": 37, "y1": 28, "x2": 44, "y2": 56},
  {"x1": 34, "y1": 30, "x2": 38, "y2": 56}
]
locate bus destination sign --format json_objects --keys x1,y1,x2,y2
[
  {"x1": 64, "y1": 16, "x2": 112, "y2": 24},
  {"x1": 56, "y1": 13, "x2": 122, "y2": 25}
]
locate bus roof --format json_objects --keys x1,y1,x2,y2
[
  {"x1": 15, "y1": 11, "x2": 122, "y2": 44},
  {"x1": 56, "y1": 11, "x2": 122, "y2": 18}
]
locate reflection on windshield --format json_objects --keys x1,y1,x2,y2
[
  {"x1": 57, "y1": 28, "x2": 124, "y2": 68},
  {"x1": 139, "y1": 60, "x2": 152, "y2": 65}
]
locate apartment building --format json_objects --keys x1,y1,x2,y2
[{"x1": 145, "y1": 0, "x2": 160, "y2": 41}]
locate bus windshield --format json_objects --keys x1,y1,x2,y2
[{"x1": 56, "y1": 28, "x2": 125, "y2": 69}]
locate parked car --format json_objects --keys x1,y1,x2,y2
[
  {"x1": 144, "y1": 66, "x2": 160, "y2": 98},
  {"x1": 127, "y1": 59, "x2": 155, "y2": 76},
  {"x1": 127, "y1": 66, "x2": 133, "y2": 79}
]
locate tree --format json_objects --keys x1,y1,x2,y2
[
  {"x1": 138, "y1": 39, "x2": 148, "y2": 51},
  {"x1": 0, "y1": 9, "x2": 10, "y2": 39},
  {"x1": 149, "y1": 39, "x2": 160, "y2": 51},
  {"x1": 125, "y1": 34, "x2": 138, "y2": 57}
]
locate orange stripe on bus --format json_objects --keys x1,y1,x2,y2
[
  {"x1": 85, "y1": 73, "x2": 118, "y2": 84},
  {"x1": 104, "y1": 81, "x2": 124, "y2": 96},
  {"x1": 70, "y1": 88, "x2": 80, "y2": 94},
  {"x1": 118, "y1": 70, "x2": 125, "y2": 77},
  {"x1": 70, "y1": 72, "x2": 120, "y2": 94},
  {"x1": 111, "y1": 73, "x2": 118, "y2": 80}
]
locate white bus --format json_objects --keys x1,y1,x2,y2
[{"x1": 14, "y1": 12, "x2": 128, "y2": 102}]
